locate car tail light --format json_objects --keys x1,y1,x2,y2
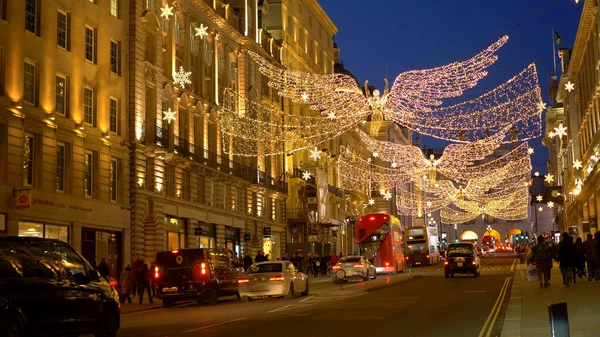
[
  {"x1": 269, "y1": 275, "x2": 285, "y2": 281},
  {"x1": 353, "y1": 264, "x2": 364, "y2": 268},
  {"x1": 154, "y1": 266, "x2": 160, "y2": 279},
  {"x1": 201, "y1": 262, "x2": 207, "y2": 275},
  {"x1": 472, "y1": 261, "x2": 477, "y2": 265},
  {"x1": 238, "y1": 277, "x2": 249, "y2": 283},
  {"x1": 109, "y1": 279, "x2": 118, "y2": 289},
  {"x1": 332, "y1": 265, "x2": 341, "y2": 270},
  {"x1": 405, "y1": 256, "x2": 409, "y2": 260},
  {"x1": 444, "y1": 261, "x2": 448, "y2": 265},
  {"x1": 426, "y1": 254, "x2": 430, "y2": 259},
  {"x1": 171, "y1": 250, "x2": 179, "y2": 254},
  {"x1": 385, "y1": 262, "x2": 389, "y2": 267}
]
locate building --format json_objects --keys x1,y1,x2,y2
[
  {"x1": 128, "y1": 0, "x2": 288, "y2": 263},
  {"x1": 554, "y1": 0, "x2": 600, "y2": 239},
  {"x1": 0, "y1": 0, "x2": 130, "y2": 280}
]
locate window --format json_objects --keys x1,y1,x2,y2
[
  {"x1": 145, "y1": 0, "x2": 154, "y2": 11},
  {"x1": 109, "y1": 98, "x2": 118, "y2": 134},
  {"x1": 110, "y1": 0, "x2": 119, "y2": 18},
  {"x1": 18, "y1": 222, "x2": 69, "y2": 243},
  {"x1": 85, "y1": 26, "x2": 95, "y2": 63},
  {"x1": 84, "y1": 151, "x2": 93, "y2": 197},
  {"x1": 56, "y1": 142, "x2": 65, "y2": 191},
  {"x1": 57, "y1": 243, "x2": 87, "y2": 277},
  {"x1": 25, "y1": 0, "x2": 37, "y2": 34},
  {"x1": 57, "y1": 10, "x2": 69, "y2": 49},
  {"x1": 164, "y1": 165, "x2": 171, "y2": 195},
  {"x1": 109, "y1": 158, "x2": 118, "y2": 202},
  {"x1": 110, "y1": 40, "x2": 120, "y2": 74},
  {"x1": 23, "y1": 62, "x2": 36, "y2": 104},
  {"x1": 55, "y1": 75, "x2": 66, "y2": 116},
  {"x1": 23, "y1": 133, "x2": 34, "y2": 185},
  {"x1": 1, "y1": 0, "x2": 6, "y2": 21},
  {"x1": 83, "y1": 87, "x2": 94, "y2": 125}
]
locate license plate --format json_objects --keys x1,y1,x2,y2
[
  {"x1": 162, "y1": 287, "x2": 178, "y2": 293},
  {"x1": 457, "y1": 262, "x2": 463, "y2": 267},
  {"x1": 415, "y1": 262, "x2": 421, "y2": 265}
]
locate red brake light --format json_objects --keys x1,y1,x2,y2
[
  {"x1": 405, "y1": 256, "x2": 409, "y2": 260},
  {"x1": 201, "y1": 262, "x2": 207, "y2": 275},
  {"x1": 238, "y1": 277, "x2": 249, "y2": 283},
  {"x1": 385, "y1": 262, "x2": 389, "y2": 266},
  {"x1": 269, "y1": 275, "x2": 285, "y2": 281},
  {"x1": 444, "y1": 261, "x2": 448, "y2": 265},
  {"x1": 353, "y1": 264, "x2": 364, "y2": 268},
  {"x1": 472, "y1": 261, "x2": 477, "y2": 265},
  {"x1": 171, "y1": 250, "x2": 179, "y2": 254},
  {"x1": 332, "y1": 265, "x2": 341, "y2": 270},
  {"x1": 110, "y1": 279, "x2": 118, "y2": 289},
  {"x1": 154, "y1": 266, "x2": 159, "y2": 279},
  {"x1": 426, "y1": 254, "x2": 430, "y2": 259}
]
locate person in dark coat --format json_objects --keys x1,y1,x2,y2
[
  {"x1": 243, "y1": 252, "x2": 253, "y2": 271},
  {"x1": 97, "y1": 257, "x2": 110, "y2": 277},
  {"x1": 574, "y1": 237, "x2": 586, "y2": 279},
  {"x1": 583, "y1": 233, "x2": 599, "y2": 282},
  {"x1": 137, "y1": 264, "x2": 154, "y2": 304},
  {"x1": 557, "y1": 233, "x2": 577, "y2": 287}
]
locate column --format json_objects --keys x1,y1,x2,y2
[
  {"x1": 71, "y1": 223, "x2": 83, "y2": 252},
  {"x1": 216, "y1": 224, "x2": 226, "y2": 248},
  {"x1": 144, "y1": 201, "x2": 165, "y2": 263},
  {"x1": 131, "y1": 192, "x2": 148, "y2": 257},
  {"x1": 187, "y1": 219, "x2": 199, "y2": 248}
]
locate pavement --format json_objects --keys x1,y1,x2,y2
[
  {"x1": 501, "y1": 261, "x2": 600, "y2": 337},
  {"x1": 117, "y1": 256, "x2": 516, "y2": 337}
]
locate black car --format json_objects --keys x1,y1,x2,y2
[
  {"x1": 0, "y1": 237, "x2": 120, "y2": 337},
  {"x1": 444, "y1": 242, "x2": 481, "y2": 278},
  {"x1": 155, "y1": 248, "x2": 244, "y2": 307}
]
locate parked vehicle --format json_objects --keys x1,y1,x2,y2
[
  {"x1": 444, "y1": 242, "x2": 480, "y2": 278},
  {"x1": 237, "y1": 261, "x2": 309, "y2": 301},
  {"x1": 0, "y1": 237, "x2": 121, "y2": 337},
  {"x1": 332, "y1": 255, "x2": 377, "y2": 282},
  {"x1": 154, "y1": 248, "x2": 244, "y2": 307}
]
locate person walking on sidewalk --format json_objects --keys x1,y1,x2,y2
[
  {"x1": 119, "y1": 265, "x2": 136, "y2": 304},
  {"x1": 558, "y1": 232, "x2": 577, "y2": 287},
  {"x1": 583, "y1": 233, "x2": 599, "y2": 282},
  {"x1": 137, "y1": 264, "x2": 154, "y2": 304},
  {"x1": 575, "y1": 237, "x2": 586, "y2": 279},
  {"x1": 528, "y1": 235, "x2": 553, "y2": 288}
]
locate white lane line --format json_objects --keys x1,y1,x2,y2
[
  {"x1": 181, "y1": 317, "x2": 247, "y2": 334},
  {"x1": 266, "y1": 304, "x2": 292, "y2": 313},
  {"x1": 463, "y1": 290, "x2": 487, "y2": 293},
  {"x1": 299, "y1": 295, "x2": 315, "y2": 302},
  {"x1": 336, "y1": 292, "x2": 367, "y2": 300}
]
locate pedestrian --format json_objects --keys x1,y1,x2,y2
[
  {"x1": 583, "y1": 233, "x2": 599, "y2": 282},
  {"x1": 320, "y1": 254, "x2": 329, "y2": 276},
  {"x1": 137, "y1": 263, "x2": 154, "y2": 304},
  {"x1": 97, "y1": 257, "x2": 110, "y2": 277},
  {"x1": 119, "y1": 266, "x2": 136, "y2": 304},
  {"x1": 330, "y1": 252, "x2": 339, "y2": 266},
  {"x1": 306, "y1": 254, "x2": 314, "y2": 276},
  {"x1": 557, "y1": 232, "x2": 577, "y2": 287},
  {"x1": 528, "y1": 235, "x2": 553, "y2": 288},
  {"x1": 300, "y1": 253, "x2": 307, "y2": 273},
  {"x1": 265, "y1": 254, "x2": 270, "y2": 261},
  {"x1": 132, "y1": 255, "x2": 144, "y2": 296},
  {"x1": 574, "y1": 237, "x2": 586, "y2": 279},
  {"x1": 312, "y1": 254, "x2": 320, "y2": 279},
  {"x1": 243, "y1": 252, "x2": 253, "y2": 271},
  {"x1": 150, "y1": 261, "x2": 158, "y2": 298}
]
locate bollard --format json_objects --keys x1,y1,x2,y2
[{"x1": 548, "y1": 302, "x2": 570, "y2": 337}]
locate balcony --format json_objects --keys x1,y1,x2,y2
[{"x1": 145, "y1": 126, "x2": 287, "y2": 194}]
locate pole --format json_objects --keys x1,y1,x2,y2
[{"x1": 552, "y1": 28, "x2": 557, "y2": 75}]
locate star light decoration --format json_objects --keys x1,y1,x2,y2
[
  {"x1": 573, "y1": 160, "x2": 583, "y2": 170},
  {"x1": 302, "y1": 171, "x2": 311, "y2": 181},
  {"x1": 544, "y1": 174, "x2": 554, "y2": 184},
  {"x1": 426, "y1": 201, "x2": 433, "y2": 207},
  {"x1": 537, "y1": 101, "x2": 547, "y2": 111},
  {"x1": 163, "y1": 108, "x2": 176, "y2": 124},
  {"x1": 536, "y1": 195, "x2": 543, "y2": 202},
  {"x1": 553, "y1": 123, "x2": 568, "y2": 139},
  {"x1": 534, "y1": 171, "x2": 540, "y2": 177},
  {"x1": 527, "y1": 147, "x2": 534, "y2": 154},
  {"x1": 173, "y1": 66, "x2": 192, "y2": 89},
  {"x1": 160, "y1": 4, "x2": 174, "y2": 20},
  {"x1": 383, "y1": 192, "x2": 392, "y2": 201},
  {"x1": 547, "y1": 201, "x2": 555, "y2": 208},
  {"x1": 309, "y1": 147, "x2": 321, "y2": 161},
  {"x1": 195, "y1": 23, "x2": 209, "y2": 39},
  {"x1": 565, "y1": 81, "x2": 575, "y2": 92},
  {"x1": 538, "y1": 207, "x2": 544, "y2": 212},
  {"x1": 391, "y1": 162, "x2": 398, "y2": 168},
  {"x1": 368, "y1": 199, "x2": 375, "y2": 206}
]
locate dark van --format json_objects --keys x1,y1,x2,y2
[
  {"x1": 155, "y1": 248, "x2": 243, "y2": 307},
  {"x1": 0, "y1": 237, "x2": 120, "y2": 337}
]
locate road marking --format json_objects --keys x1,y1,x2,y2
[
  {"x1": 336, "y1": 292, "x2": 367, "y2": 300},
  {"x1": 477, "y1": 276, "x2": 512, "y2": 337},
  {"x1": 299, "y1": 295, "x2": 315, "y2": 302},
  {"x1": 266, "y1": 304, "x2": 292, "y2": 313},
  {"x1": 510, "y1": 259, "x2": 517, "y2": 271},
  {"x1": 181, "y1": 317, "x2": 247, "y2": 334},
  {"x1": 463, "y1": 290, "x2": 487, "y2": 293}
]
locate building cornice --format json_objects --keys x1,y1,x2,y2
[
  {"x1": 568, "y1": 0, "x2": 596, "y2": 74},
  {"x1": 303, "y1": 0, "x2": 338, "y2": 35}
]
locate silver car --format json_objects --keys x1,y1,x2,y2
[
  {"x1": 238, "y1": 261, "x2": 309, "y2": 301},
  {"x1": 332, "y1": 256, "x2": 376, "y2": 283}
]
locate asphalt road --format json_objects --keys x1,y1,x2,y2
[{"x1": 118, "y1": 255, "x2": 516, "y2": 337}]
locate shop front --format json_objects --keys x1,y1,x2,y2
[
  {"x1": 194, "y1": 222, "x2": 216, "y2": 249},
  {"x1": 262, "y1": 226, "x2": 281, "y2": 260},
  {"x1": 165, "y1": 216, "x2": 186, "y2": 250},
  {"x1": 225, "y1": 226, "x2": 241, "y2": 256}
]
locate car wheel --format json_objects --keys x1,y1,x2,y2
[
  {"x1": 207, "y1": 289, "x2": 219, "y2": 305},
  {"x1": 363, "y1": 271, "x2": 369, "y2": 282},
  {"x1": 301, "y1": 280, "x2": 309, "y2": 296},
  {"x1": 163, "y1": 300, "x2": 174, "y2": 307},
  {"x1": 236, "y1": 292, "x2": 241, "y2": 300},
  {"x1": 0, "y1": 316, "x2": 22, "y2": 337},
  {"x1": 286, "y1": 282, "x2": 295, "y2": 299},
  {"x1": 371, "y1": 271, "x2": 377, "y2": 280},
  {"x1": 241, "y1": 295, "x2": 251, "y2": 302},
  {"x1": 94, "y1": 308, "x2": 119, "y2": 337},
  {"x1": 444, "y1": 271, "x2": 449, "y2": 278}
]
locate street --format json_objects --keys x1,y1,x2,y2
[{"x1": 118, "y1": 255, "x2": 516, "y2": 337}]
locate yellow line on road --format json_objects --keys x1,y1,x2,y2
[
  {"x1": 181, "y1": 317, "x2": 247, "y2": 334},
  {"x1": 477, "y1": 277, "x2": 512, "y2": 337},
  {"x1": 510, "y1": 259, "x2": 517, "y2": 271}
]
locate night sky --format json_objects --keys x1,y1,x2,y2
[{"x1": 319, "y1": 0, "x2": 582, "y2": 174}]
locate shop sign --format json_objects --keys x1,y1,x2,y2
[
  {"x1": 244, "y1": 234, "x2": 251, "y2": 241},
  {"x1": 16, "y1": 191, "x2": 31, "y2": 209},
  {"x1": 225, "y1": 227, "x2": 237, "y2": 241},
  {"x1": 308, "y1": 235, "x2": 318, "y2": 242},
  {"x1": 263, "y1": 226, "x2": 272, "y2": 237},
  {"x1": 22, "y1": 195, "x2": 92, "y2": 212}
]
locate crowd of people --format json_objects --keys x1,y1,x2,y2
[{"x1": 522, "y1": 232, "x2": 600, "y2": 288}]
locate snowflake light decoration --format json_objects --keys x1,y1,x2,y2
[
  {"x1": 534, "y1": 171, "x2": 540, "y2": 177},
  {"x1": 527, "y1": 147, "x2": 534, "y2": 154},
  {"x1": 547, "y1": 201, "x2": 555, "y2": 208},
  {"x1": 309, "y1": 147, "x2": 321, "y2": 161},
  {"x1": 544, "y1": 174, "x2": 554, "y2": 184},
  {"x1": 573, "y1": 160, "x2": 583, "y2": 170},
  {"x1": 173, "y1": 66, "x2": 192, "y2": 89},
  {"x1": 195, "y1": 23, "x2": 209, "y2": 39},
  {"x1": 553, "y1": 123, "x2": 567, "y2": 139},
  {"x1": 300, "y1": 92, "x2": 309, "y2": 102},
  {"x1": 548, "y1": 131, "x2": 555, "y2": 138},
  {"x1": 538, "y1": 207, "x2": 543, "y2": 212},
  {"x1": 373, "y1": 152, "x2": 379, "y2": 158},
  {"x1": 537, "y1": 101, "x2": 547, "y2": 111},
  {"x1": 163, "y1": 108, "x2": 176, "y2": 124},
  {"x1": 327, "y1": 112, "x2": 336, "y2": 120},
  {"x1": 536, "y1": 195, "x2": 543, "y2": 202},
  {"x1": 368, "y1": 199, "x2": 375, "y2": 205},
  {"x1": 391, "y1": 162, "x2": 398, "y2": 168},
  {"x1": 426, "y1": 201, "x2": 433, "y2": 207},
  {"x1": 565, "y1": 81, "x2": 575, "y2": 92},
  {"x1": 160, "y1": 4, "x2": 174, "y2": 20},
  {"x1": 302, "y1": 171, "x2": 311, "y2": 181},
  {"x1": 383, "y1": 192, "x2": 392, "y2": 201}
]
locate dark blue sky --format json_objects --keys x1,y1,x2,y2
[{"x1": 319, "y1": 0, "x2": 582, "y2": 174}]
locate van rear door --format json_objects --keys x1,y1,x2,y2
[{"x1": 155, "y1": 250, "x2": 205, "y2": 287}]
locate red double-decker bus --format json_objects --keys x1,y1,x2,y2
[{"x1": 355, "y1": 213, "x2": 404, "y2": 274}]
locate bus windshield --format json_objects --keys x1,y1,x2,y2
[
  {"x1": 359, "y1": 222, "x2": 391, "y2": 260},
  {"x1": 407, "y1": 244, "x2": 426, "y2": 252}
]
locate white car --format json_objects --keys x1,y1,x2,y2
[
  {"x1": 237, "y1": 261, "x2": 309, "y2": 301},
  {"x1": 332, "y1": 256, "x2": 376, "y2": 282}
]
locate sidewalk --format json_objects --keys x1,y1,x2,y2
[
  {"x1": 120, "y1": 296, "x2": 163, "y2": 314},
  {"x1": 501, "y1": 262, "x2": 600, "y2": 337}
]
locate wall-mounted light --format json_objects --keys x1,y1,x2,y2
[
  {"x1": 102, "y1": 132, "x2": 110, "y2": 139},
  {"x1": 49, "y1": 112, "x2": 56, "y2": 121},
  {"x1": 13, "y1": 101, "x2": 23, "y2": 110},
  {"x1": 137, "y1": 178, "x2": 144, "y2": 187},
  {"x1": 76, "y1": 122, "x2": 84, "y2": 130}
]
